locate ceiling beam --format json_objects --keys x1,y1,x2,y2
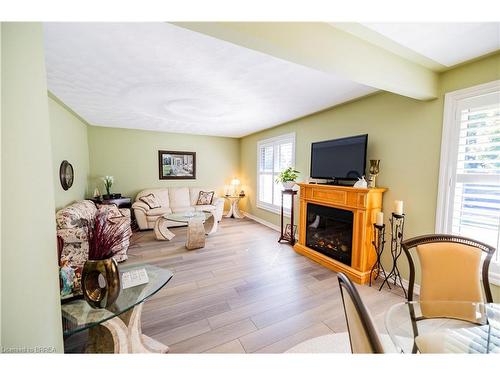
[{"x1": 173, "y1": 22, "x2": 438, "y2": 100}]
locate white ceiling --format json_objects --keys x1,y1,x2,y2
[
  {"x1": 43, "y1": 23, "x2": 376, "y2": 138},
  {"x1": 360, "y1": 23, "x2": 500, "y2": 67}
]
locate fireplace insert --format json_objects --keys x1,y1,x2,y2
[{"x1": 305, "y1": 203, "x2": 353, "y2": 266}]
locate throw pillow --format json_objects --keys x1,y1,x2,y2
[
  {"x1": 196, "y1": 191, "x2": 215, "y2": 205},
  {"x1": 140, "y1": 193, "x2": 161, "y2": 209},
  {"x1": 97, "y1": 203, "x2": 123, "y2": 218}
]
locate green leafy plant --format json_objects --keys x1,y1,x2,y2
[
  {"x1": 102, "y1": 176, "x2": 114, "y2": 196},
  {"x1": 275, "y1": 167, "x2": 300, "y2": 183}
]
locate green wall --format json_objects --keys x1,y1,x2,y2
[
  {"x1": 1, "y1": 23, "x2": 63, "y2": 352},
  {"x1": 87, "y1": 126, "x2": 240, "y2": 200},
  {"x1": 239, "y1": 52, "x2": 500, "y2": 298},
  {"x1": 49, "y1": 96, "x2": 91, "y2": 210}
]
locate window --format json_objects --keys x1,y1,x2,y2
[
  {"x1": 436, "y1": 80, "x2": 500, "y2": 284},
  {"x1": 257, "y1": 133, "x2": 296, "y2": 214}
]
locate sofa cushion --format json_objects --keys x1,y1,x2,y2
[
  {"x1": 171, "y1": 206, "x2": 195, "y2": 213},
  {"x1": 140, "y1": 193, "x2": 161, "y2": 209},
  {"x1": 194, "y1": 205, "x2": 216, "y2": 212},
  {"x1": 145, "y1": 207, "x2": 172, "y2": 216},
  {"x1": 196, "y1": 191, "x2": 215, "y2": 205},
  {"x1": 169, "y1": 187, "x2": 191, "y2": 208}
]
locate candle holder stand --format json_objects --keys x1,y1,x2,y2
[
  {"x1": 369, "y1": 223, "x2": 387, "y2": 287},
  {"x1": 379, "y1": 213, "x2": 407, "y2": 298}
]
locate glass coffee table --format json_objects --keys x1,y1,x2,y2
[
  {"x1": 385, "y1": 301, "x2": 500, "y2": 354},
  {"x1": 154, "y1": 211, "x2": 218, "y2": 249},
  {"x1": 62, "y1": 263, "x2": 173, "y2": 353}
]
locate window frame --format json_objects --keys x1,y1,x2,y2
[
  {"x1": 436, "y1": 79, "x2": 500, "y2": 285},
  {"x1": 256, "y1": 132, "x2": 296, "y2": 216}
]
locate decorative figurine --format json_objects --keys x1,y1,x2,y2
[
  {"x1": 60, "y1": 260, "x2": 75, "y2": 298},
  {"x1": 353, "y1": 175, "x2": 368, "y2": 188}
]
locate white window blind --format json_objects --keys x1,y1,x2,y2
[
  {"x1": 452, "y1": 99, "x2": 500, "y2": 246},
  {"x1": 437, "y1": 81, "x2": 500, "y2": 275},
  {"x1": 257, "y1": 133, "x2": 295, "y2": 214}
]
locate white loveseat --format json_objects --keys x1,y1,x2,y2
[{"x1": 132, "y1": 187, "x2": 224, "y2": 230}]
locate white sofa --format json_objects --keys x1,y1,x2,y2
[{"x1": 132, "y1": 187, "x2": 224, "y2": 230}]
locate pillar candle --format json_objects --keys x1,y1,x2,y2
[
  {"x1": 394, "y1": 200, "x2": 404, "y2": 215},
  {"x1": 376, "y1": 212, "x2": 384, "y2": 226}
]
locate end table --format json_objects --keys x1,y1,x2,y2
[
  {"x1": 278, "y1": 189, "x2": 297, "y2": 245},
  {"x1": 224, "y1": 195, "x2": 244, "y2": 219},
  {"x1": 90, "y1": 196, "x2": 132, "y2": 209}
]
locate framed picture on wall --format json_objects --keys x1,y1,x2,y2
[{"x1": 158, "y1": 150, "x2": 196, "y2": 180}]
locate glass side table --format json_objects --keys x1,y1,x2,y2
[
  {"x1": 62, "y1": 263, "x2": 173, "y2": 353},
  {"x1": 385, "y1": 301, "x2": 500, "y2": 354}
]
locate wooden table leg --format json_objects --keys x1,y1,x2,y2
[{"x1": 86, "y1": 303, "x2": 169, "y2": 354}]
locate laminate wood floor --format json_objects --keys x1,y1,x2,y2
[
  {"x1": 127, "y1": 217, "x2": 405, "y2": 353},
  {"x1": 64, "y1": 217, "x2": 405, "y2": 353}
]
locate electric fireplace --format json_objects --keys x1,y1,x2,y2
[{"x1": 305, "y1": 203, "x2": 353, "y2": 266}]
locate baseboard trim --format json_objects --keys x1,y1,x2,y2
[
  {"x1": 399, "y1": 277, "x2": 420, "y2": 296},
  {"x1": 241, "y1": 211, "x2": 280, "y2": 232}
]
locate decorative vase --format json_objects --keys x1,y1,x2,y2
[
  {"x1": 282, "y1": 181, "x2": 295, "y2": 190},
  {"x1": 81, "y1": 258, "x2": 121, "y2": 309}
]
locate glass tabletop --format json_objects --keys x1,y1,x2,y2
[
  {"x1": 164, "y1": 211, "x2": 212, "y2": 223},
  {"x1": 61, "y1": 263, "x2": 173, "y2": 337},
  {"x1": 385, "y1": 301, "x2": 500, "y2": 354}
]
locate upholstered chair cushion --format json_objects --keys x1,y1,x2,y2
[
  {"x1": 56, "y1": 200, "x2": 97, "y2": 229},
  {"x1": 97, "y1": 203, "x2": 124, "y2": 218},
  {"x1": 416, "y1": 242, "x2": 483, "y2": 303},
  {"x1": 342, "y1": 290, "x2": 377, "y2": 353},
  {"x1": 140, "y1": 193, "x2": 161, "y2": 209}
]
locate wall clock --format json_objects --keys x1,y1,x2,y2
[{"x1": 59, "y1": 160, "x2": 74, "y2": 191}]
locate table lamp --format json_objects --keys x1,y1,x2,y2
[{"x1": 231, "y1": 178, "x2": 240, "y2": 196}]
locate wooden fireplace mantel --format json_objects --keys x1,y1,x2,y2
[{"x1": 294, "y1": 183, "x2": 387, "y2": 284}]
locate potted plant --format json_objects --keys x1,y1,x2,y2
[
  {"x1": 81, "y1": 212, "x2": 128, "y2": 308},
  {"x1": 276, "y1": 167, "x2": 300, "y2": 190},
  {"x1": 102, "y1": 176, "x2": 114, "y2": 199}
]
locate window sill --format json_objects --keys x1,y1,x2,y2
[{"x1": 256, "y1": 202, "x2": 291, "y2": 218}]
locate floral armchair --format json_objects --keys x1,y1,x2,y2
[{"x1": 56, "y1": 200, "x2": 131, "y2": 276}]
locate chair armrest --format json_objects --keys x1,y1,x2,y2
[
  {"x1": 213, "y1": 197, "x2": 224, "y2": 208},
  {"x1": 57, "y1": 227, "x2": 88, "y2": 244},
  {"x1": 132, "y1": 201, "x2": 149, "y2": 212}
]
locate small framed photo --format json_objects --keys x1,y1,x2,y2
[{"x1": 158, "y1": 150, "x2": 196, "y2": 180}]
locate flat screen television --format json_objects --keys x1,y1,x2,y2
[{"x1": 310, "y1": 134, "x2": 368, "y2": 181}]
